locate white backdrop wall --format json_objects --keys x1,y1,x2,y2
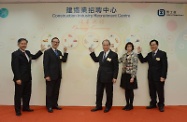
[{"x1": 0, "y1": 3, "x2": 187, "y2": 106}]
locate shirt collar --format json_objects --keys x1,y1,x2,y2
[
  {"x1": 154, "y1": 48, "x2": 159, "y2": 54},
  {"x1": 126, "y1": 51, "x2": 134, "y2": 55},
  {"x1": 19, "y1": 49, "x2": 26, "y2": 53},
  {"x1": 52, "y1": 47, "x2": 57, "y2": 51},
  {"x1": 104, "y1": 50, "x2": 110, "y2": 56}
]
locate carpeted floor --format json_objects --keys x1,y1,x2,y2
[{"x1": 0, "y1": 106, "x2": 186, "y2": 122}]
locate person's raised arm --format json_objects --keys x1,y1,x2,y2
[
  {"x1": 89, "y1": 47, "x2": 99, "y2": 62},
  {"x1": 60, "y1": 47, "x2": 68, "y2": 62},
  {"x1": 31, "y1": 44, "x2": 45, "y2": 60},
  {"x1": 137, "y1": 46, "x2": 148, "y2": 63}
]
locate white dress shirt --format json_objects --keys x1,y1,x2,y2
[{"x1": 20, "y1": 49, "x2": 29, "y2": 62}]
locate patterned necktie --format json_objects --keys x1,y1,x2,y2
[{"x1": 54, "y1": 50, "x2": 58, "y2": 56}]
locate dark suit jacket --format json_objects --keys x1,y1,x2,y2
[
  {"x1": 90, "y1": 50, "x2": 119, "y2": 83},
  {"x1": 43, "y1": 48, "x2": 68, "y2": 80},
  {"x1": 138, "y1": 49, "x2": 168, "y2": 81},
  {"x1": 11, "y1": 49, "x2": 43, "y2": 81}
]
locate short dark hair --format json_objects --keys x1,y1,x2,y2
[
  {"x1": 102, "y1": 39, "x2": 111, "y2": 45},
  {"x1": 125, "y1": 42, "x2": 134, "y2": 51},
  {"x1": 51, "y1": 37, "x2": 60, "y2": 42},
  {"x1": 149, "y1": 39, "x2": 159, "y2": 45},
  {"x1": 17, "y1": 38, "x2": 28, "y2": 44}
]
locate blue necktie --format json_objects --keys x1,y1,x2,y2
[
  {"x1": 54, "y1": 50, "x2": 58, "y2": 56},
  {"x1": 102, "y1": 52, "x2": 106, "y2": 62}
]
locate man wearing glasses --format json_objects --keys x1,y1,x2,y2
[{"x1": 43, "y1": 37, "x2": 68, "y2": 113}]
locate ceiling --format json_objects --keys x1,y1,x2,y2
[{"x1": 0, "y1": 0, "x2": 187, "y2": 3}]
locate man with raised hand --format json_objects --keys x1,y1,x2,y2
[
  {"x1": 43, "y1": 37, "x2": 68, "y2": 113},
  {"x1": 89, "y1": 39, "x2": 119, "y2": 113},
  {"x1": 11, "y1": 38, "x2": 45, "y2": 116},
  {"x1": 137, "y1": 39, "x2": 168, "y2": 112}
]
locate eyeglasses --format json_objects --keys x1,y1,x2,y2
[{"x1": 52, "y1": 41, "x2": 60, "y2": 44}]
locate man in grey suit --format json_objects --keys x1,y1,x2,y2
[{"x1": 89, "y1": 39, "x2": 119, "y2": 113}]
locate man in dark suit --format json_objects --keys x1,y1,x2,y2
[
  {"x1": 137, "y1": 39, "x2": 168, "y2": 112},
  {"x1": 89, "y1": 39, "x2": 119, "y2": 113},
  {"x1": 43, "y1": 37, "x2": 68, "y2": 113},
  {"x1": 11, "y1": 38, "x2": 45, "y2": 116}
]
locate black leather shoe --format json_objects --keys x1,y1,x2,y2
[
  {"x1": 159, "y1": 106, "x2": 164, "y2": 112},
  {"x1": 47, "y1": 108, "x2": 53, "y2": 113},
  {"x1": 91, "y1": 107, "x2": 102, "y2": 112},
  {"x1": 104, "y1": 108, "x2": 110, "y2": 113},
  {"x1": 125, "y1": 105, "x2": 133, "y2": 111},
  {"x1": 122, "y1": 105, "x2": 129, "y2": 110},
  {"x1": 146, "y1": 105, "x2": 157, "y2": 109},
  {"x1": 53, "y1": 106, "x2": 62, "y2": 110},
  {"x1": 22, "y1": 108, "x2": 34, "y2": 112},
  {"x1": 16, "y1": 112, "x2": 22, "y2": 116}
]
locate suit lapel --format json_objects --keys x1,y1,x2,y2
[
  {"x1": 103, "y1": 50, "x2": 112, "y2": 63},
  {"x1": 155, "y1": 49, "x2": 160, "y2": 58},
  {"x1": 25, "y1": 51, "x2": 31, "y2": 62},
  {"x1": 50, "y1": 48, "x2": 59, "y2": 59},
  {"x1": 57, "y1": 50, "x2": 61, "y2": 56},
  {"x1": 100, "y1": 51, "x2": 104, "y2": 63},
  {"x1": 106, "y1": 50, "x2": 112, "y2": 60},
  {"x1": 151, "y1": 50, "x2": 160, "y2": 63},
  {"x1": 18, "y1": 49, "x2": 29, "y2": 62}
]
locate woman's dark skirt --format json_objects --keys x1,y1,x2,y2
[{"x1": 120, "y1": 73, "x2": 138, "y2": 90}]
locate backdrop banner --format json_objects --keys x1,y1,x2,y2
[{"x1": 0, "y1": 3, "x2": 187, "y2": 106}]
